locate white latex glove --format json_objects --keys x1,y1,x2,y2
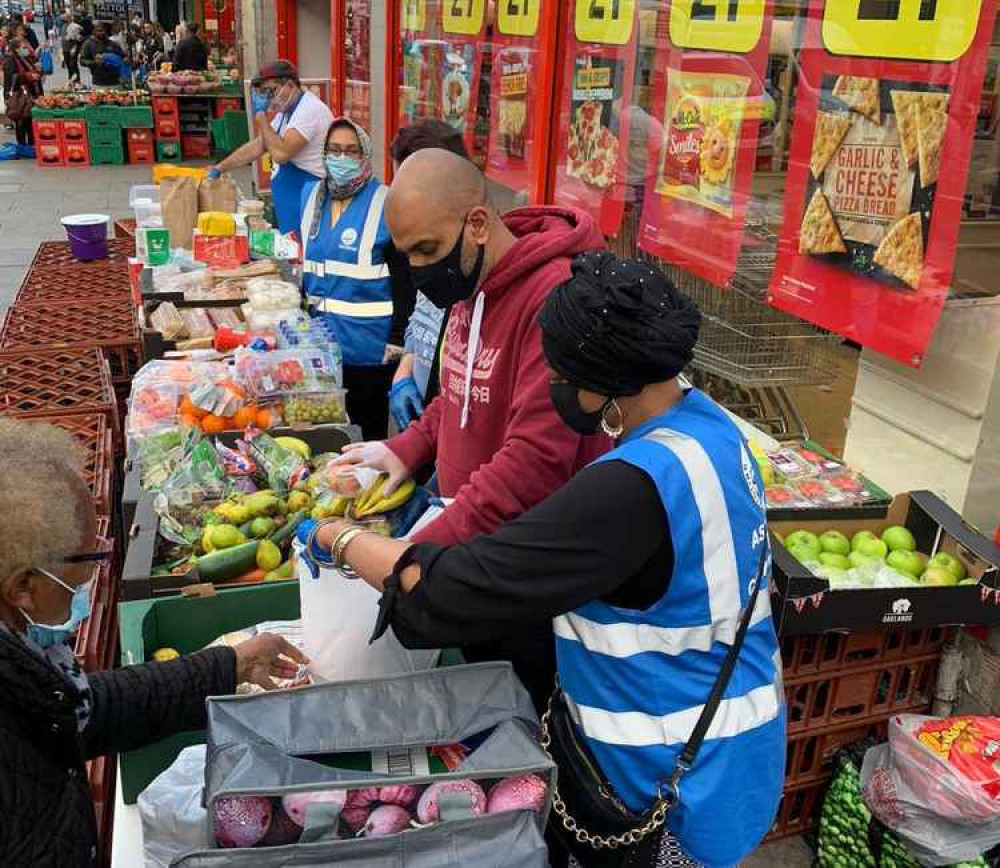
[{"x1": 328, "y1": 441, "x2": 410, "y2": 495}]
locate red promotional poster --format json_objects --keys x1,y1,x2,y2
[
  {"x1": 639, "y1": 0, "x2": 775, "y2": 288},
  {"x1": 768, "y1": 0, "x2": 997, "y2": 367},
  {"x1": 552, "y1": 0, "x2": 638, "y2": 236}
]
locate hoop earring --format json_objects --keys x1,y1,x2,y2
[{"x1": 600, "y1": 399, "x2": 624, "y2": 438}]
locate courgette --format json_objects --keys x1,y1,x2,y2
[
  {"x1": 195, "y1": 540, "x2": 260, "y2": 583},
  {"x1": 269, "y1": 509, "x2": 308, "y2": 548}
]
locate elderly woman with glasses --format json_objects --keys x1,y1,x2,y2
[
  {"x1": 299, "y1": 116, "x2": 398, "y2": 440},
  {"x1": 0, "y1": 419, "x2": 307, "y2": 867}
]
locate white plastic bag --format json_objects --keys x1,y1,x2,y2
[
  {"x1": 296, "y1": 539, "x2": 439, "y2": 683},
  {"x1": 861, "y1": 714, "x2": 1000, "y2": 866},
  {"x1": 139, "y1": 745, "x2": 211, "y2": 868}
]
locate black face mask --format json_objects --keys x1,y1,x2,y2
[
  {"x1": 549, "y1": 381, "x2": 612, "y2": 436},
  {"x1": 410, "y1": 218, "x2": 485, "y2": 308}
]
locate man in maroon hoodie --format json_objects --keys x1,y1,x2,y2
[{"x1": 333, "y1": 150, "x2": 608, "y2": 704}]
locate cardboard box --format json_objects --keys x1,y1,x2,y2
[
  {"x1": 192, "y1": 231, "x2": 249, "y2": 268},
  {"x1": 770, "y1": 491, "x2": 1000, "y2": 635}
]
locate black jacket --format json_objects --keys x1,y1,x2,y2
[
  {"x1": 172, "y1": 35, "x2": 208, "y2": 71},
  {"x1": 79, "y1": 37, "x2": 124, "y2": 86},
  {"x1": 0, "y1": 629, "x2": 236, "y2": 867}
]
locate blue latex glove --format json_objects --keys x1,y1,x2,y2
[
  {"x1": 250, "y1": 89, "x2": 271, "y2": 116},
  {"x1": 206, "y1": 168, "x2": 221, "y2": 180},
  {"x1": 388, "y1": 376, "x2": 425, "y2": 431}
]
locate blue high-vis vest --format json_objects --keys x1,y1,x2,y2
[
  {"x1": 553, "y1": 389, "x2": 785, "y2": 867},
  {"x1": 300, "y1": 177, "x2": 393, "y2": 367}
]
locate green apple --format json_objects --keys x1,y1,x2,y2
[
  {"x1": 921, "y1": 567, "x2": 960, "y2": 587},
  {"x1": 785, "y1": 530, "x2": 821, "y2": 556},
  {"x1": 819, "y1": 530, "x2": 851, "y2": 556},
  {"x1": 927, "y1": 552, "x2": 967, "y2": 582},
  {"x1": 788, "y1": 543, "x2": 822, "y2": 565},
  {"x1": 852, "y1": 530, "x2": 879, "y2": 551},
  {"x1": 819, "y1": 552, "x2": 851, "y2": 570},
  {"x1": 882, "y1": 525, "x2": 916, "y2": 553},
  {"x1": 914, "y1": 552, "x2": 929, "y2": 571},
  {"x1": 886, "y1": 550, "x2": 924, "y2": 579},
  {"x1": 818, "y1": 566, "x2": 849, "y2": 583},
  {"x1": 959, "y1": 578, "x2": 979, "y2": 586},
  {"x1": 855, "y1": 535, "x2": 888, "y2": 560},
  {"x1": 849, "y1": 550, "x2": 882, "y2": 569}
]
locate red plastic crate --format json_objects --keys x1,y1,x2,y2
[
  {"x1": 30, "y1": 238, "x2": 134, "y2": 269},
  {"x1": 17, "y1": 413, "x2": 114, "y2": 515},
  {"x1": 32, "y1": 118, "x2": 61, "y2": 143},
  {"x1": 784, "y1": 656, "x2": 937, "y2": 734},
  {"x1": 182, "y1": 134, "x2": 211, "y2": 158},
  {"x1": 0, "y1": 298, "x2": 141, "y2": 382},
  {"x1": 152, "y1": 95, "x2": 179, "y2": 118},
  {"x1": 74, "y1": 532, "x2": 115, "y2": 671},
  {"x1": 155, "y1": 116, "x2": 179, "y2": 138},
  {"x1": 128, "y1": 142, "x2": 154, "y2": 164},
  {"x1": 764, "y1": 779, "x2": 830, "y2": 842},
  {"x1": 0, "y1": 347, "x2": 118, "y2": 432},
  {"x1": 126, "y1": 127, "x2": 153, "y2": 144},
  {"x1": 214, "y1": 97, "x2": 242, "y2": 117},
  {"x1": 15, "y1": 264, "x2": 131, "y2": 303},
  {"x1": 89, "y1": 751, "x2": 117, "y2": 868},
  {"x1": 35, "y1": 141, "x2": 64, "y2": 167},
  {"x1": 781, "y1": 628, "x2": 952, "y2": 682},
  {"x1": 64, "y1": 139, "x2": 90, "y2": 167},
  {"x1": 61, "y1": 118, "x2": 87, "y2": 142},
  {"x1": 785, "y1": 720, "x2": 888, "y2": 786},
  {"x1": 115, "y1": 218, "x2": 137, "y2": 238}
]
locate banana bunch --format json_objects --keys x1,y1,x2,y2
[{"x1": 350, "y1": 474, "x2": 416, "y2": 519}]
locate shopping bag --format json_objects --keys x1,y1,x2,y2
[
  {"x1": 185, "y1": 663, "x2": 553, "y2": 865},
  {"x1": 39, "y1": 48, "x2": 54, "y2": 75},
  {"x1": 198, "y1": 176, "x2": 238, "y2": 215},
  {"x1": 6, "y1": 86, "x2": 33, "y2": 121},
  {"x1": 161, "y1": 175, "x2": 199, "y2": 249},
  {"x1": 140, "y1": 746, "x2": 212, "y2": 868}
]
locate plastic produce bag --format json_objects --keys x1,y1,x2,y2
[
  {"x1": 140, "y1": 745, "x2": 212, "y2": 868},
  {"x1": 245, "y1": 277, "x2": 301, "y2": 311},
  {"x1": 861, "y1": 715, "x2": 1000, "y2": 866}
]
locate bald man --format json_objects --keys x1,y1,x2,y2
[{"x1": 332, "y1": 149, "x2": 608, "y2": 706}]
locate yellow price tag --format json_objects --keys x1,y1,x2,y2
[
  {"x1": 574, "y1": 0, "x2": 636, "y2": 45},
  {"x1": 823, "y1": 0, "x2": 981, "y2": 63},
  {"x1": 498, "y1": 0, "x2": 541, "y2": 37},
  {"x1": 402, "y1": 0, "x2": 426, "y2": 32},
  {"x1": 442, "y1": 0, "x2": 485, "y2": 35},
  {"x1": 669, "y1": 0, "x2": 765, "y2": 54}
]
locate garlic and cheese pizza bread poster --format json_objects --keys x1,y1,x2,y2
[
  {"x1": 552, "y1": 0, "x2": 638, "y2": 236},
  {"x1": 768, "y1": 0, "x2": 996, "y2": 368},
  {"x1": 638, "y1": 0, "x2": 775, "y2": 289},
  {"x1": 438, "y1": 0, "x2": 487, "y2": 154}
]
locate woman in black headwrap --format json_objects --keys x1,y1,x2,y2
[{"x1": 312, "y1": 252, "x2": 785, "y2": 868}]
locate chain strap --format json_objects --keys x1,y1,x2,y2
[{"x1": 538, "y1": 693, "x2": 671, "y2": 850}]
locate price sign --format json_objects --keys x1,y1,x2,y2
[
  {"x1": 669, "y1": 0, "x2": 766, "y2": 54},
  {"x1": 574, "y1": 0, "x2": 636, "y2": 45},
  {"x1": 402, "y1": 0, "x2": 426, "y2": 32},
  {"x1": 498, "y1": 0, "x2": 540, "y2": 37},
  {"x1": 443, "y1": 0, "x2": 486, "y2": 35},
  {"x1": 823, "y1": 0, "x2": 981, "y2": 63}
]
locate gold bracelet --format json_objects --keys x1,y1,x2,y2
[{"x1": 332, "y1": 525, "x2": 368, "y2": 570}]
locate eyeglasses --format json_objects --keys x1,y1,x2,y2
[
  {"x1": 327, "y1": 146, "x2": 364, "y2": 158},
  {"x1": 62, "y1": 551, "x2": 111, "y2": 564}
]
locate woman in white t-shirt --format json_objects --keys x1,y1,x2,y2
[{"x1": 214, "y1": 59, "x2": 334, "y2": 234}]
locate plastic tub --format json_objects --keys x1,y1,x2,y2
[{"x1": 61, "y1": 213, "x2": 110, "y2": 261}]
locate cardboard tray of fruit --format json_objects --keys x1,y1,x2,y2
[{"x1": 769, "y1": 491, "x2": 1000, "y2": 635}]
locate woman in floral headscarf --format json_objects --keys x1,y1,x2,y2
[{"x1": 299, "y1": 117, "x2": 397, "y2": 439}]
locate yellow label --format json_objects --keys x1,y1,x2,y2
[
  {"x1": 498, "y1": 0, "x2": 541, "y2": 37},
  {"x1": 574, "y1": 0, "x2": 636, "y2": 45},
  {"x1": 501, "y1": 72, "x2": 528, "y2": 96},
  {"x1": 669, "y1": 0, "x2": 765, "y2": 54},
  {"x1": 402, "y1": 0, "x2": 426, "y2": 32},
  {"x1": 823, "y1": 0, "x2": 981, "y2": 63},
  {"x1": 262, "y1": 153, "x2": 274, "y2": 175},
  {"x1": 442, "y1": 0, "x2": 485, "y2": 35}
]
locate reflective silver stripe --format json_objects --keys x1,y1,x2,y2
[
  {"x1": 553, "y1": 590, "x2": 772, "y2": 659},
  {"x1": 302, "y1": 259, "x2": 325, "y2": 276},
  {"x1": 322, "y1": 259, "x2": 390, "y2": 281},
  {"x1": 565, "y1": 682, "x2": 782, "y2": 748},
  {"x1": 308, "y1": 297, "x2": 393, "y2": 317},
  {"x1": 357, "y1": 185, "x2": 388, "y2": 268},
  {"x1": 300, "y1": 182, "x2": 322, "y2": 248}
]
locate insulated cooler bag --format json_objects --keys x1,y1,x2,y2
[{"x1": 173, "y1": 663, "x2": 554, "y2": 866}]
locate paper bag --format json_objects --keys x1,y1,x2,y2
[
  {"x1": 161, "y1": 176, "x2": 199, "y2": 249},
  {"x1": 198, "y1": 176, "x2": 238, "y2": 215}
]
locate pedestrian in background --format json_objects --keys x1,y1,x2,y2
[
  {"x1": 79, "y1": 21, "x2": 125, "y2": 87},
  {"x1": 4, "y1": 36, "x2": 43, "y2": 148},
  {"x1": 62, "y1": 18, "x2": 83, "y2": 84},
  {"x1": 172, "y1": 20, "x2": 207, "y2": 71}
]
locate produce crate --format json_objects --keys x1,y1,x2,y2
[
  {"x1": 784, "y1": 720, "x2": 888, "y2": 787},
  {"x1": 780, "y1": 627, "x2": 952, "y2": 680},
  {"x1": 771, "y1": 492, "x2": 1000, "y2": 635},
  {"x1": 31, "y1": 117, "x2": 61, "y2": 143},
  {"x1": 30, "y1": 238, "x2": 134, "y2": 269},
  {"x1": 784, "y1": 654, "x2": 938, "y2": 734},
  {"x1": 181, "y1": 133, "x2": 211, "y2": 159},
  {"x1": 128, "y1": 141, "x2": 154, "y2": 164},
  {"x1": 0, "y1": 347, "x2": 118, "y2": 433},
  {"x1": 119, "y1": 105, "x2": 153, "y2": 128},
  {"x1": 126, "y1": 127, "x2": 153, "y2": 145},
  {"x1": 90, "y1": 142, "x2": 125, "y2": 166},
  {"x1": 151, "y1": 95, "x2": 179, "y2": 118},
  {"x1": 89, "y1": 753, "x2": 117, "y2": 868},
  {"x1": 74, "y1": 532, "x2": 116, "y2": 672},
  {"x1": 764, "y1": 778, "x2": 830, "y2": 842},
  {"x1": 114, "y1": 217, "x2": 137, "y2": 238},
  {"x1": 15, "y1": 263, "x2": 131, "y2": 303},
  {"x1": 88, "y1": 123, "x2": 122, "y2": 147},
  {"x1": 31, "y1": 106, "x2": 85, "y2": 119},
  {"x1": 35, "y1": 141, "x2": 64, "y2": 167},
  {"x1": 63, "y1": 140, "x2": 90, "y2": 168},
  {"x1": 213, "y1": 97, "x2": 242, "y2": 117},
  {"x1": 155, "y1": 115, "x2": 180, "y2": 138},
  {"x1": 84, "y1": 104, "x2": 123, "y2": 126},
  {"x1": 155, "y1": 139, "x2": 182, "y2": 163},
  {"x1": 118, "y1": 582, "x2": 303, "y2": 802},
  {"x1": 60, "y1": 118, "x2": 87, "y2": 143}
]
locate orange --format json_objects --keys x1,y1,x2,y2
[
  {"x1": 221, "y1": 415, "x2": 239, "y2": 431},
  {"x1": 232, "y1": 404, "x2": 258, "y2": 430},
  {"x1": 256, "y1": 408, "x2": 275, "y2": 429},
  {"x1": 179, "y1": 412, "x2": 201, "y2": 429},
  {"x1": 201, "y1": 414, "x2": 226, "y2": 435},
  {"x1": 179, "y1": 395, "x2": 209, "y2": 420}
]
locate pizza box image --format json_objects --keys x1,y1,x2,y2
[{"x1": 769, "y1": 491, "x2": 1000, "y2": 636}]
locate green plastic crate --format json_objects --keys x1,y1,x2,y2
[
  {"x1": 90, "y1": 142, "x2": 125, "y2": 165},
  {"x1": 32, "y1": 106, "x2": 85, "y2": 119},
  {"x1": 155, "y1": 139, "x2": 182, "y2": 162},
  {"x1": 119, "y1": 105, "x2": 153, "y2": 128},
  {"x1": 87, "y1": 124, "x2": 122, "y2": 147},
  {"x1": 84, "y1": 104, "x2": 123, "y2": 126}
]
